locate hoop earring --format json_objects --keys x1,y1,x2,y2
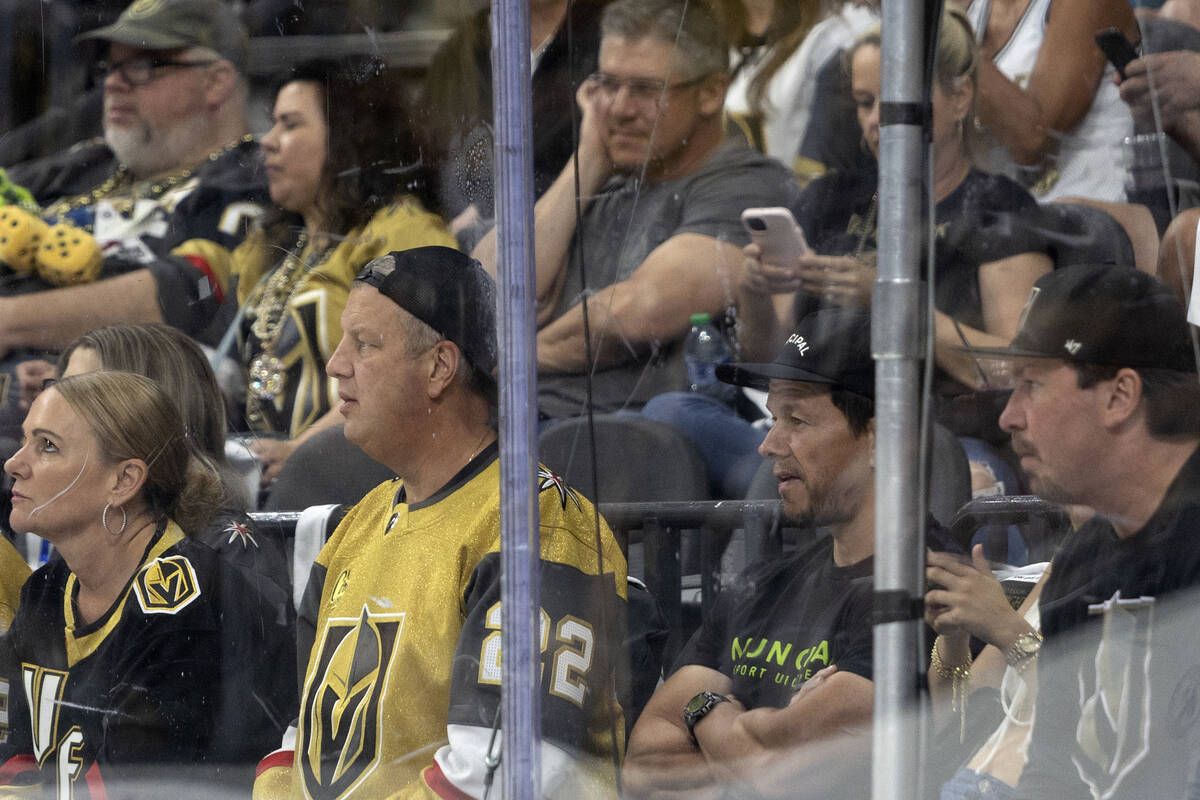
[{"x1": 102, "y1": 503, "x2": 127, "y2": 535}]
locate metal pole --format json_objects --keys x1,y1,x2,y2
[
  {"x1": 873, "y1": 1, "x2": 930, "y2": 799},
  {"x1": 490, "y1": 1, "x2": 542, "y2": 797}
]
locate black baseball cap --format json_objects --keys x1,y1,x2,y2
[
  {"x1": 959, "y1": 263, "x2": 1197, "y2": 372},
  {"x1": 717, "y1": 309, "x2": 874, "y2": 398},
  {"x1": 355, "y1": 247, "x2": 498, "y2": 379},
  {"x1": 79, "y1": 0, "x2": 248, "y2": 73}
]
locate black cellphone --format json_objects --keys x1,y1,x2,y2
[{"x1": 1095, "y1": 27, "x2": 1141, "y2": 80}]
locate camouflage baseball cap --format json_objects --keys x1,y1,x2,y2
[{"x1": 78, "y1": 0, "x2": 248, "y2": 72}]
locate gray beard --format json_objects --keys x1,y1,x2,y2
[{"x1": 105, "y1": 118, "x2": 201, "y2": 178}]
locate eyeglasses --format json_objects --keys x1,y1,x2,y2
[
  {"x1": 588, "y1": 71, "x2": 707, "y2": 106},
  {"x1": 92, "y1": 57, "x2": 217, "y2": 87}
]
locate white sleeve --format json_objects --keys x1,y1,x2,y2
[{"x1": 427, "y1": 724, "x2": 588, "y2": 799}]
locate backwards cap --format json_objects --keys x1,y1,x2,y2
[{"x1": 354, "y1": 247, "x2": 498, "y2": 380}]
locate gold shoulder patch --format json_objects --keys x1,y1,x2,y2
[{"x1": 134, "y1": 555, "x2": 201, "y2": 615}]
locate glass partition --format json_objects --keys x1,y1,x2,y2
[{"x1": 0, "y1": 0, "x2": 1197, "y2": 797}]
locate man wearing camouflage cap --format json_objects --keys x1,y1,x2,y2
[{"x1": 0, "y1": 0, "x2": 266, "y2": 436}]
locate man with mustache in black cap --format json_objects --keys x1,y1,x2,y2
[
  {"x1": 624, "y1": 308, "x2": 878, "y2": 799},
  {"x1": 948, "y1": 263, "x2": 1200, "y2": 799}
]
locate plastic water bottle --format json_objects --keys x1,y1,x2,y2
[{"x1": 684, "y1": 313, "x2": 737, "y2": 404}]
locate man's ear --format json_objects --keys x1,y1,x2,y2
[
  {"x1": 866, "y1": 418, "x2": 876, "y2": 470},
  {"x1": 1102, "y1": 367, "x2": 1144, "y2": 429},
  {"x1": 427, "y1": 341, "x2": 462, "y2": 400},
  {"x1": 696, "y1": 73, "x2": 729, "y2": 117},
  {"x1": 205, "y1": 61, "x2": 239, "y2": 108},
  {"x1": 109, "y1": 458, "x2": 149, "y2": 509}
]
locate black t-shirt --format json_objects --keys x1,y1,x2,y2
[
  {"x1": 1015, "y1": 444, "x2": 1200, "y2": 799},
  {"x1": 675, "y1": 534, "x2": 873, "y2": 710},
  {"x1": 796, "y1": 52, "x2": 876, "y2": 180},
  {"x1": 792, "y1": 167, "x2": 1043, "y2": 331}
]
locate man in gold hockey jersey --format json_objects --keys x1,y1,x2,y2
[{"x1": 253, "y1": 246, "x2": 628, "y2": 799}]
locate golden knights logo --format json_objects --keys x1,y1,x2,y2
[
  {"x1": 1074, "y1": 592, "x2": 1154, "y2": 800},
  {"x1": 125, "y1": 0, "x2": 167, "y2": 18},
  {"x1": 133, "y1": 556, "x2": 200, "y2": 615},
  {"x1": 22, "y1": 665, "x2": 67, "y2": 766},
  {"x1": 537, "y1": 466, "x2": 583, "y2": 512},
  {"x1": 301, "y1": 606, "x2": 404, "y2": 799}
]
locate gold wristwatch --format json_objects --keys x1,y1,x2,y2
[{"x1": 1005, "y1": 631, "x2": 1043, "y2": 668}]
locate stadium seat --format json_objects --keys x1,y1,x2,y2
[
  {"x1": 262, "y1": 425, "x2": 394, "y2": 511},
  {"x1": 538, "y1": 414, "x2": 710, "y2": 504}
]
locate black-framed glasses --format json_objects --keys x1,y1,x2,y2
[
  {"x1": 588, "y1": 71, "x2": 708, "y2": 106},
  {"x1": 92, "y1": 57, "x2": 217, "y2": 87}
]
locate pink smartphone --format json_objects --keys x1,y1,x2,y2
[{"x1": 742, "y1": 207, "x2": 810, "y2": 268}]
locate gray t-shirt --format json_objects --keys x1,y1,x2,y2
[{"x1": 539, "y1": 142, "x2": 797, "y2": 419}]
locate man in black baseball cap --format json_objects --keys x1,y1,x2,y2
[
  {"x1": 956, "y1": 263, "x2": 1200, "y2": 799},
  {"x1": 258, "y1": 246, "x2": 627, "y2": 797},
  {"x1": 963, "y1": 262, "x2": 1200, "y2": 511},
  {"x1": 625, "y1": 308, "x2": 876, "y2": 799}
]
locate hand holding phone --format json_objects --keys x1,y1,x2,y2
[
  {"x1": 1095, "y1": 27, "x2": 1141, "y2": 80},
  {"x1": 741, "y1": 207, "x2": 810, "y2": 269}
]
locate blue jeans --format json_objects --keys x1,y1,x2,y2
[
  {"x1": 941, "y1": 767, "x2": 1016, "y2": 800},
  {"x1": 959, "y1": 436, "x2": 1029, "y2": 565},
  {"x1": 640, "y1": 392, "x2": 766, "y2": 499}
]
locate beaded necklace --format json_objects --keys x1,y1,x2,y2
[
  {"x1": 247, "y1": 230, "x2": 333, "y2": 403},
  {"x1": 42, "y1": 133, "x2": 255, "y2": 222}
]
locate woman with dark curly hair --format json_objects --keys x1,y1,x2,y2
[{"x1": 234, "y1": 56, "x2": 456, "y2": 484}]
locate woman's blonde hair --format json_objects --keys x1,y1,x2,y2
[
  {"x1": 53, "y1": 371, "x2": 225, "y2": 532},
  {"x1": 846, "y1": 7, "x2": 979, "y2": 152},
  {"x1": 57, "y1": 323, "x2": 227, "y2": 461}
]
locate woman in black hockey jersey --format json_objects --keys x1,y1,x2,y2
[{"x1": 0, "y1": 370, "x2": 295, "y2": 798}]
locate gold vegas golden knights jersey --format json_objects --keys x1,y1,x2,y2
[
  {"x1": 0, "y1": 536, "x2": 29, "y2": 633},
  {"x1": 256, "y1": 443, "x2": 627, "y2": 800}
]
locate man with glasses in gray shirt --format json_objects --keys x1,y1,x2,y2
[{"x1": 475, "y1": 0, "x2": 796, "y2": 422}]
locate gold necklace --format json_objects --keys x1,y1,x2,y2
[
  {"x1": 247, "y1": 231, "x2": 332, "y2": 402},
  {"x1": 42, "y1": 134, "x2": 254, "y2": 223}
]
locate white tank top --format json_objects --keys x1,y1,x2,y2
[
  {"x1": 967, "y1": 0, "x2": 1132, "y2": 202},
  {"x1": 725, "y1": 4, "x2": 878, "y2": 165}
]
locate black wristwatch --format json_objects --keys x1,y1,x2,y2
[{"x1": 683, "y1": 691, "x2": 730, "y2": 744}]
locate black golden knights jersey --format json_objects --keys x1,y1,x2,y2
[
  {"x1": 3, "y1": 138, "x2": 269, "y2": 339},
  {"x1": 255, "y1": 443, "x2": 627, "y2": 799},
  {"x1": 0, "y1": 522, "x2": 296, "y2": 798}
]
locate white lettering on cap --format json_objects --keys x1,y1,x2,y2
[
  {"x1": 786, "y1": 334, "x2": 810, "y2": 356},
  {"x1": 1064, "y1": 339, "x2": 1082, "y2": 355}
]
